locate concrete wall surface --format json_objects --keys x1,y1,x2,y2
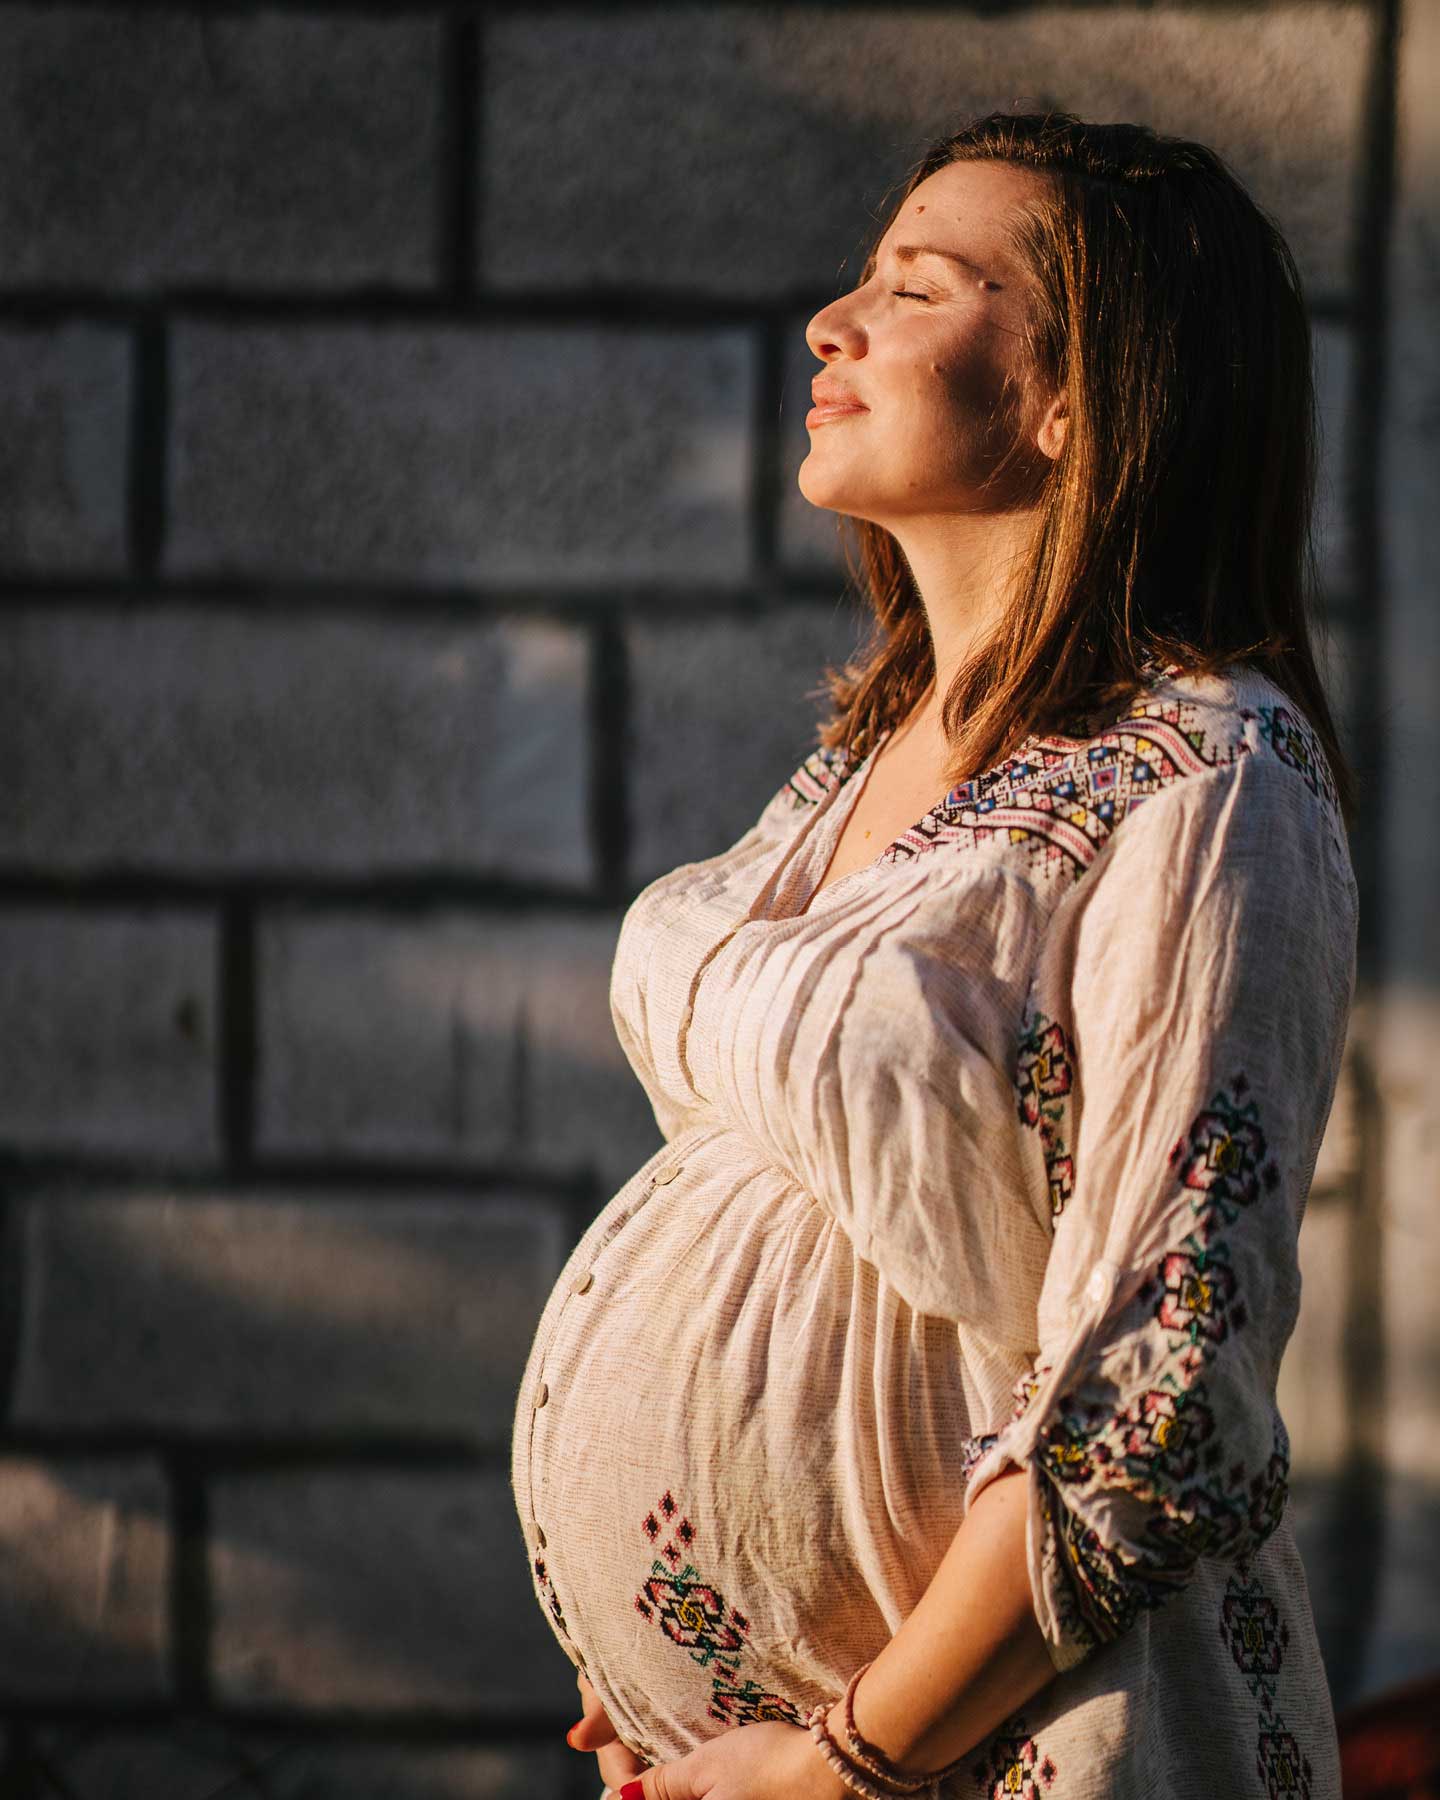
[{"x1": 0, "y1": 2, "x2": 1434, "y2": 1795}]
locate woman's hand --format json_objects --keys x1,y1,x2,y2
[
  {"x1": 566, "y1": 1668, "x2": 648, "y2": 1795},
  {"x1": 610, "y1": 1715, "x2": 852, "y2": 1799}
]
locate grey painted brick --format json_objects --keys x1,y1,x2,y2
[
  {"x1": 0, "y1": 322, "x2": 129, "y2": 574},
  {"x1": 0, "y1": 908, "x2": 217, "y2": 1161},
  {"x1": 0, "y1": 606, "x2": 589, "y2": 883},
  {"x1": 12, "y1": 1187, "x2": 566, "y2": 1442},
  {"x1": 166, "y1": 321, "x2": 754, "y2": 585},
  {"x1": 1276, "y1": 1193, "x2": 1351, "y2": 1481},
  {"x1": 0, "y1": 10, "x2": 439, "y2": 291},
  {"x1": 1379, "y1": 0, "x2": 1440, "y2": 1021},
  {"x1": 626, "y1": 603, "x2": 869, "y2": 884},
  {"x1": 260, "y1": 1744, "x2": 572, "y2": 1800},
  {"x1": 210, "y1": 1468, "x2": 571, "y2": 1713},
  {"x1": 482, "y1": 7, "x2": 1371, "y2": 303},
  {"x1": 0, "y1": 1457, "x2": 169, "y2": 1700},
  {"x1": 31, "y1": 1724, "x2": 258, "y2": 1800},
  {"x1": 258, "y1": 910, "x2": 663, "y2": 1194},
  {"x1": 1313, "y1": 320, "x2": 1355, "y2": 605},
  {"x1": 34, "y1": 1728, "x2": 569, "y2": 1800},
  {"x1": 1276, "y1": 1188, "x2": 1354, "y2": 1675}
]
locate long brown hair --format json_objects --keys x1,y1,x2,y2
[{"x1": 814, "y1": 110, "x2": 1355, "y2": 823}]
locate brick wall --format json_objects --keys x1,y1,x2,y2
[{"x1": 0, "y1": 3, "x2": 1434, "y2": 1795}]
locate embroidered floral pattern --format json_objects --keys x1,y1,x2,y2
[
  {"x1": 1168, "y1": 1073, "x2": 1281, "y2": 1227},
  {"x1": 1222, "y1": 1574, "x2": 1288, "y2": 1678},
  {"x1": 1016, "y1": 1011, "x2": 1076, "y2": 1220},
  {"x1": 970, "y1": 1713, "x2": 1059, "y2": 1797},
  {"x1": 1221, "y1": 1563, "x2": 1314, "y2": 1799},
  {"x1": 632, "y1": 1487, "x2": 804, "y2": 1729},
  {"x1": 1020, "y1": 1075, "x2": 1292, "y2": 1651}
]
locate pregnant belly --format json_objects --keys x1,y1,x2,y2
[{"x1": 510, "y1": 1120, "x2": 977, "y2": 1765}]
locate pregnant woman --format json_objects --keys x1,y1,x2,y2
[{"x1": 512, "y1": 110, "x2": 1356, "y2": 1799}]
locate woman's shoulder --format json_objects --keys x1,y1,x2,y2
[
  {"x1": 1063, "y1": 663, "x2": 1357, "y2": 931},
  {"x1": 918, "y1": 661, "x2": 1346, "y2": 885},
  {"x1": 1092, "y1": 660, "x2": 1350, "y2": 848}
]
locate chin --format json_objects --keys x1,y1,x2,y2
[{"x1": 797, "y1": 462, "x2": 865, "y2": 517}]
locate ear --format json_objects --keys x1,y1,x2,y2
[{"x1": 1036, "y1": 391, "x2": 1068, "y2": 461}]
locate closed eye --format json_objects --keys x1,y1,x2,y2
[{"x1": 891, "y1": 289, "x2": 933, "y2": 302}]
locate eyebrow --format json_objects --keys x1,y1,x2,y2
[{"x1": 890, "y1": 242, "x2": 995, "y2": 279}]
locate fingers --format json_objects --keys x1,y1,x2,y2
[
  {"x1": 596, "y1": 1739, "x2": 647, "y2": 1790},
  {"x1": 569, "y1": 1669, "x2": 620, "y2": 1750},
  {"x1": 570, "y1": 1710, "x2": 618, "y2": 1748},
  {"x1": 568, "y1": 1669, "x2": 647, "y2": 1786},
  {"x1": 616, "y1": 1765, "x2": 684, "y2": 1799}
]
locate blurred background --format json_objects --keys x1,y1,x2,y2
[{"x1": 0, "y1": 1, "x2": 1434, "y2": 1795}]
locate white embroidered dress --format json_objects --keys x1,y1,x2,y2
[{"x1": 510, "y1": 663, "x2": 1355, "y2": 1800}]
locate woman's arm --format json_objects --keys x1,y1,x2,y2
[
  {"x1": 820, "y1": 1464, "x2": 1056, "y2": 1778},
  {"x1": 609, "y1": 1464, "x2": 1052, "y2": 1800}
]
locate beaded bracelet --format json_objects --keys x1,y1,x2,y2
[
  {"x1": 805, "y1": 1660, "x2": 976, "y2": 1798},
  {"x1": 836, "y1": 1662, "x2": 936, "y2": 1793},
  {"x1": 805, "y1": 1703, "x2": 937, "y2": 1800}
]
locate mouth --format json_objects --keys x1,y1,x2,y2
[{"x1": 805, "y1": 401, "x2": 869, "y2": 428}]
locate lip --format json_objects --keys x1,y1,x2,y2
[{"x1": 806, "y1": 401, "x2": 869, "y2": 428}]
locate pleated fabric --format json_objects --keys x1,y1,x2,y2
[{"x1": 511, "y1": 662, "x2": 1354, "y2": 1799}]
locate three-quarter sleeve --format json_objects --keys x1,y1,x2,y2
[{"x1": 961, "y1": 749, "x2": 1358, "y2": 1672}]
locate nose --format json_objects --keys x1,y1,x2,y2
[{"x1": 804, "y1": 292, "x2": 866, "y2": 363}]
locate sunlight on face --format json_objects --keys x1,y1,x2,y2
[{"x1": 798, "y1": 159, "x2": 1057, "y2": 526}]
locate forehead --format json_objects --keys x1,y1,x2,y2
[{"x1": 878, "y1": 159, "x2": 1051, "y2": 256}]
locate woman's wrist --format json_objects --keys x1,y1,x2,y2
[
  {"x1": 840, "y1": 1672, "x2": 928, "y2": 1777},
  {"x1": 804, "y1": 1669, "x2": 953, "y2": 1798},
  {"x1": 810, "y1": 1707, "x2": 865, "y2": 1797}
]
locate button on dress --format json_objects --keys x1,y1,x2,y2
[{"x1": 510, "y1": 663, "x2": 1355, "y2": 1798}]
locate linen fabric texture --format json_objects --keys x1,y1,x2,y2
[{"x1": 511, "y1": 663, "x2": 1355, "y2": 1799}]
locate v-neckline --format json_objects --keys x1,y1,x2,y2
[
  {"x1": 754, "y1": 657, "x2": 1189, "y2": 925},
  {"x1": 759, "y1": 724, "x2": 964, "y2": 923},
  {"x1": 792, "y1": 729, "x2": 902, "y2": 917}
]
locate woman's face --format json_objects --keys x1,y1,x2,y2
[{"x1": 799, "y1": 158, "x2": 1059, "y2": 526}]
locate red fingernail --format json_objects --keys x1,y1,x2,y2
[{"x1": 620, "y1": 1784, "x2": 645, "y2": 1799}]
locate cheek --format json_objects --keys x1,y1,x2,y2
[
  {"x1": 925, "y1": 352, "x2": 1014, "y2": 422},
  {"x1": 910, "y1": 358, "x2": 1022, "y2": 476}
]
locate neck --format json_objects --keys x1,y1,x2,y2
[{"x1": 888, "y1": 506, "x2": 1040, "y2": 709}]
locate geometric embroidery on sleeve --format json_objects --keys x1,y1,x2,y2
[
  {"x1": 1246, "y1": 701, "x2": 1342, "y2": 824},
  {"x1": 1027, "y1": 1075, "x2": 1292, "y2": 1649},
  {"x1": 1015, "y1": 1010, "x2": 1076, "y2": 1221},
  {"x1": 632, "y1": 1487, "x2": 804, "y2": 1730}
]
